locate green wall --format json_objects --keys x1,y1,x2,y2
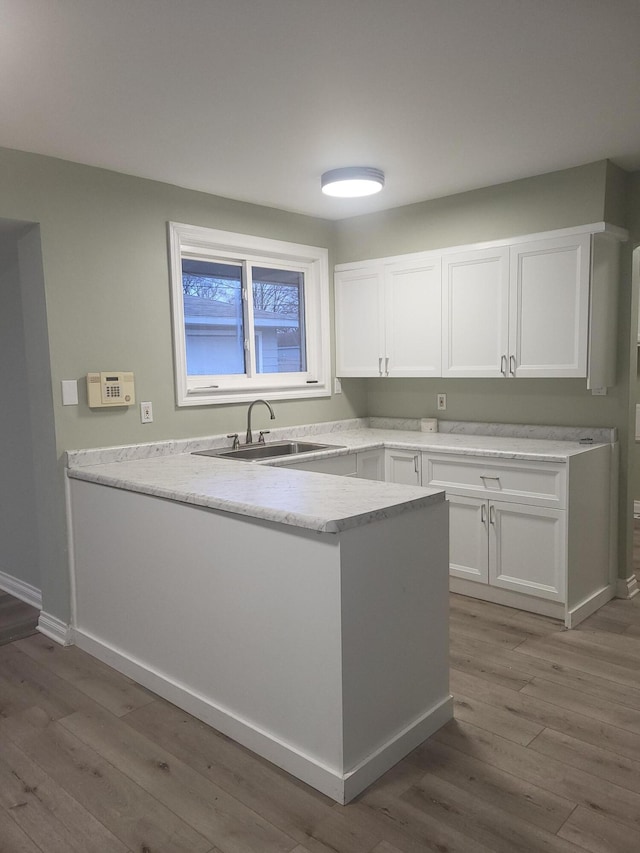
[
  {"x1": 0, "y1": 146, "x2": 367, "y2": 622},
  {"x1": 0, "y1": 147, "x2": 366, "y2": 454},
  {"x1": 628, "y1": 172, "x2": 640, "y2": 504},
  {"x1": 1, "y1": 147, "x2": 636, "y2": 623},
  {"x1": 335, "y1": 160, "x2": 615, "y2": 262}
]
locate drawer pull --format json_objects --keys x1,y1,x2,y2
[{"x1": 481, "y1": 474, "x2": 501, "y2": 483}]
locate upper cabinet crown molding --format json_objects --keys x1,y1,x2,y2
[{"x1": 335, "y1": 222, "x2": 625, "y2": 386}]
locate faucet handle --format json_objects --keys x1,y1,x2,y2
[
  {"x1": 258, "y1": 430, "x2": 270, "y2": 444},
  {"x1": 226, "y1": 433, "x2": 240, "y2": 449}
]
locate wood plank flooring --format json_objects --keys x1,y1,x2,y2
[
  {"x1": 1, "y1": 549, "x2": 640, "y2": 852},
  {"x1": 0, "y1": 592, "x2": 38, "y2": 646}
]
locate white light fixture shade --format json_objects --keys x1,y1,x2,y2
[{"x1": 321, "y1": 166, "x2": 385, "y2": 198}]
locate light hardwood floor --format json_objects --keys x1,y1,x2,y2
[
  {"x1": 0, "y1": 592, "x2": 38, "y2": 647},
  {"x1": 1, "y1": 559, "x2": 640, "y2": 852}
]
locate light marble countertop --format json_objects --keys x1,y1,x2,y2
[
  {"x1": 66, "y1": 419, "x2": 614, "y2": 534},
  {"x1": 68, "y1": 452, "x2": 444, "y2": 534},
  {"x1": 268, "y1": 428, "x2": 608, "y2": 466}
]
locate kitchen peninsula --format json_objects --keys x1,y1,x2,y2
[
  {"x1": 66, "y1": 440, "x2": 451, "y2": 804},
  {"x1": 65, "y1": 416, "x2": 616, "y2": 802}
]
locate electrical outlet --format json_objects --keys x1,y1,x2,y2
[
  {"x1": 437, "y1": 393, "x2": 447, "y2": 411},
  {"x1": 140, "y1": 401, "x2": 153, "y2": 423}
]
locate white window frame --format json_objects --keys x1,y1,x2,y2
[{"x1": 168, "y1": 222, "x2": 331, "y2": 406}]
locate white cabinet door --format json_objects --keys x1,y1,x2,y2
[
  {"x1": 384, "y1": 256, "x2": 441, "y2": 377},
  {"x1": 335, "y1": 265, "x2": 384, "y2": 377},
  {"x1": 385, "y1": 449, "x2": 421, "y2": 485},
  {"x1": 356, "y1": 449, "x2": 385, "y2": 481},
  {"x1": 489, "y1": 501, "x2": 565, "y2": 601},
  {"x1": 442, "y1": 247, "x2": 510, "y2": 377},
  {"x1": 448, "y1": 495, "x2": 489, "y2": 583},
  {"x1": 509, "y1": 234, "x2": 590, "y2": 377}
]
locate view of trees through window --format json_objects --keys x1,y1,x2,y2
[{"x1": 182, "y1": 259, "x2": 306, "y2": 375}]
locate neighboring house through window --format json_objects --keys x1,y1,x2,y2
[{"x1": 168, "y1": 222, "x2": 330, "y2": 405}]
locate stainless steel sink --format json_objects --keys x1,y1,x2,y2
[{"x1": 193, "y1": 440, "x2": 344, "y2": 461}]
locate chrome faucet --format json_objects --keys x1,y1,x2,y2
[{"x1": 245, "y1": 399, "x2": 275, "y2": 444}]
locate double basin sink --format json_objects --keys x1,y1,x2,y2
[{"x1": 193, "y1": 440, "x2": 343, "y2": 462}]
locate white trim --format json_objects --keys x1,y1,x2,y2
[
  {"x1": 616, "y1": 575, "x2": 639, "y2": 600},
  {"x1": 37, "y1": 612, "x2": 74, "y2": 646},
  {"x1": 74, "y1": 627, "x2": 451, "y2": 804},
  {"x1": 342, "y1": 696, "x2": 453, "y2": 803},
  {"x1": 168, "y1": 222, "x2": 331, "y2": 406},
  {"x1": 566, "y1": 585, "x2": 616, "y2": 628},
  {"x1": 0, "y1": 570, "x2": 42, "y2": 609},
  {"x1": 450, "y1": 577, "x2": 565, "y2": 621},
  {"x1": 65, "y1": 471, "x2": 78, "y2": 629},
  {"x1": 634, "y1": 500, "x2": 640, "y2": 517},
  {"x1": 335, "y1": 221, "x2": 628, "y2": 272}
]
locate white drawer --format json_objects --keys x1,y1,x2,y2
[{"x1": 422, "y1": 453, "x2": 566, "y2": 508}]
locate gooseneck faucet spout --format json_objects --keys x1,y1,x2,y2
[{"x1": 245, "y1": 399, "x2": 275, "y2": 445}]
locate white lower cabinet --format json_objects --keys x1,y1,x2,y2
[
  {"x1": 490, "y1": 500, "x2": 564, "y2": 600},
  {"x1": 448, "y1": 495, "x2": 489, "y2": 583},
  {"x1": 385, "y1": 449, "x2": 421, "y2": 485},
  {"x1": 356, "y1": 449, "x2": 385, "y2": 480},
  {"x1": 449, "y1": 495, "x2": 564, "y2": 601},
  {"x1": 422, "y1": 448, "x2": 614, "y2": 627}
]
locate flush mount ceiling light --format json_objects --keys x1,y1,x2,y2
[{"x1": 321, "y1": 166, "x2": 385, "y2": 198}]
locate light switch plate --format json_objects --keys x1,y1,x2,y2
[{"x1": 61, "y1": 379, "x2": 78, "y2": 406}]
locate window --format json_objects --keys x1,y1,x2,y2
[{"x1": 168, "y1": 222, "x2": 330, "y2": 405}]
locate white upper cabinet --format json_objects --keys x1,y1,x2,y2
[
  {"x1": 335, "y1": 223, "x2": 623, "y2": 385},
  {"x1": 335, "y1": 254, "x2": 441, "y2": 378},
  {"x1": 384, "y1": 256, "x2": 441, "y2": 377},
  {"x1": 509, "y1": 234, "x2": 590, "y2": 377},
  {"x1": 334, "y1": 266, "x2": 384, "y2": 377},
  {"x1": 442, "y1": 248, "x2": 510, "y2": 377}
]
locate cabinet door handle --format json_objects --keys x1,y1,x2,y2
[
  {"x1": 385, "y1": 356, "x2": 390, "y2": 375},
  {"x1": 378, "y1": 357, "x2": 383, "y2": 375},
  {"x1": 510, "y1": 355, "x2": 516, "y2": 376},
  {"x1": 501, "y1": 355, "x2": 507, "y2": 376},
  {"x1": 480, "y1": 503, "x2": 487, "y2": 523},
  {"x1": 414, "y1": 455, "x2": 419, "y2": 474},
  {"x1": 489, "y1": 505, "x2": 496, "y2": 525}
]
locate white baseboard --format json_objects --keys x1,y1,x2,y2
[
  {"x1": 0, "y1": 569, "x2": 42, "y2": 609},
  {"x1": 37, "y1": 612, "x2": 74, "y2": 646},
  {"x1": 342, "y1": 695, "x2": 453, "y2": 803},
  {"x1": 449, "y1": 577, "x2": 565, "y2": 621},
  {"x1": 616, "y1": 575, "x2": 640, "y2": 599},
  {"x1": 75, "y1": 627, "x2": 452, "y2": 803},
  {"x1": 566, "y1": 586, "x2": 616, "y2": 628}
]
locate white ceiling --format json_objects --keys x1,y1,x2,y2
[{"x1": 2, "y1": 0, "x2": 639, "y2": 220}]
